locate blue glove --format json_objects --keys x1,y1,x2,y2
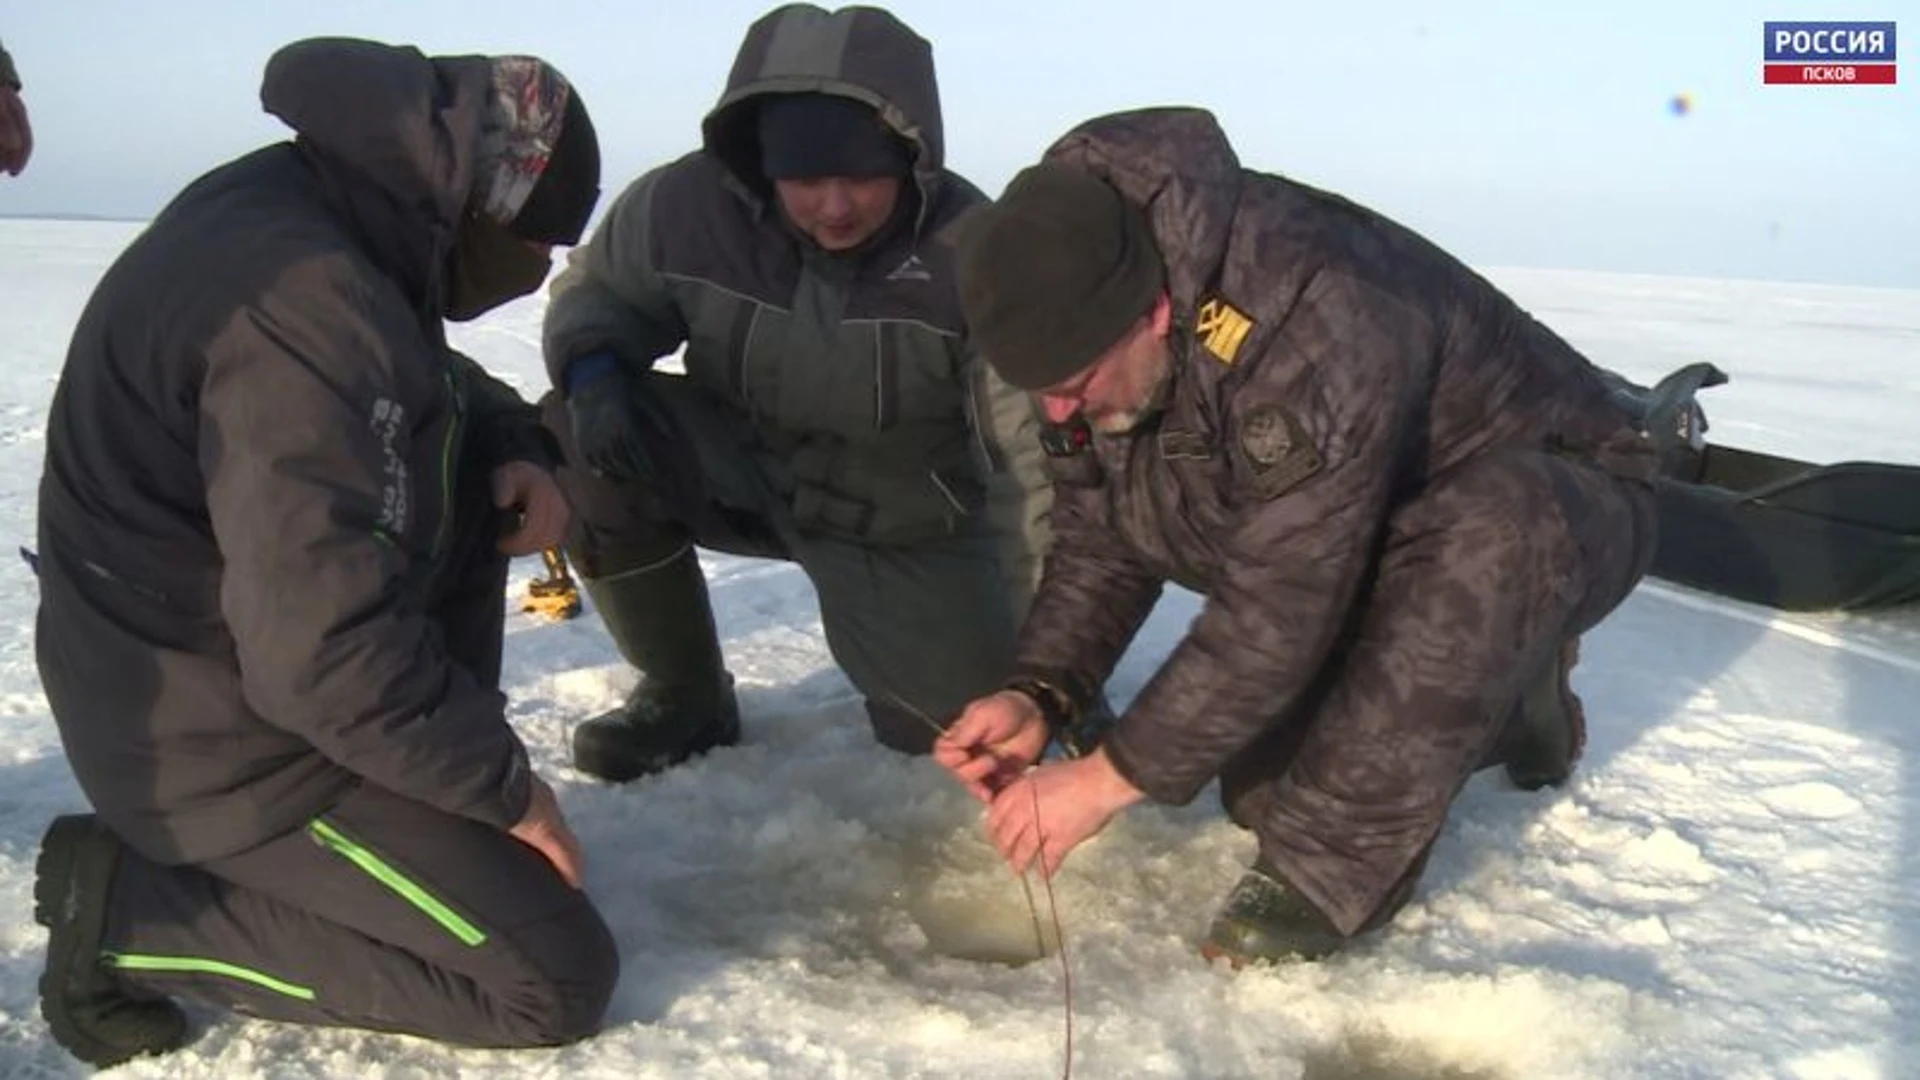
[{"x1": 564, "y1": 352, "x2": 654, "y2": 483}]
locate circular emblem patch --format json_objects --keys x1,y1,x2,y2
[{"x1": 1240, "y1": 408, "x2": 1294, "y2": 466}]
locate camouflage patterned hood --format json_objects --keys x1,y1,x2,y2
[
  {"x1": 700, "y1": 4, "x2": 946, "y2": 207},
  {"x1": 1041, "y1": 107, "x2": 1246, "y2": 316}
]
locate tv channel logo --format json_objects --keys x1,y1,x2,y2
[{"x1": 1764, "y1": 21, "x2": 1897, "y2": 84}]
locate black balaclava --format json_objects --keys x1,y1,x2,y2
[{"x1": 445, "y1": 57, "x2": 600, "y2": 321}]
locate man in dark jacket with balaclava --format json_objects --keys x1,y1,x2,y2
[
  {"x1": 935, "y1": 108, "x2": 1659, "y2": 965},
  {"x1": 32, "y1": 38, "x2": 614, "y2": 1066},
  {"x1": 541, "y1": 3, "x2": 1061, "y2": 781}
]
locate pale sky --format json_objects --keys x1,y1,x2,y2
[{"x1": 0, "y1": 0, "x2": 1914, "y2": 287}]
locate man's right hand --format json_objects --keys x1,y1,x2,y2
[
  {"x1": 509, "y1": 775, "x2": 585, "y2": 888},
  {"x1": 933, "y1": 690, "x2": 1052, "y2": 803},
  {"x1": 565, "y1": 360, "x2": 655, "y2": 483}
]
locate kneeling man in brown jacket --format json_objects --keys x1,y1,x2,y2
[{"x1": 935, "y1": 107, "x2": 1658, "y2": 965}]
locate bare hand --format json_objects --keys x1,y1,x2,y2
[
  {"x1": 492, "y1": 460, "x2": 569, "y2": 556},
  {"x1": 509, "y1": 775, "x2": 585, "y2": 888},
  {"x1": 986, "y1": 747, "x2": 1144, "y2": 878},
  {"x1": 933, "y1": 689, "x2": 1051, "y2": 802},
  {"x1": 0, "y1": 86, "x2": 30, "y2": 176}
]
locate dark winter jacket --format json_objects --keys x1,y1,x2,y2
[
  {"x1": 543, "y1": 4, "x2": 1048, "y2": 567},
  {"x1": 1010, "y1": 109, "x2": 1658, "y2": 806},
  {"x1": 35, "y1": 39, "x2": 546, "y2": 863},
  {"x1": 0, "y1": 38, "x2": 19, "y2": 90}
]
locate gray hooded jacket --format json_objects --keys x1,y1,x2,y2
[
  {"x1": 543, "y1": 4, "x2": 1049, "y2": 568},
  {"x1": 35, "y1": 39, "x2": 548, "y2": 862}
]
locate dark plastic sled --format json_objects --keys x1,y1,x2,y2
[
  {"x1": 1650, "y1": 444, "x2": 1920, "y2": 611},
  {"x1": 1602, "y1": 361, "x2": 1920, "y2": 611}
]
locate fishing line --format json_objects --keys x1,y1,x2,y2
[{"x1": 897, "y1": 693, "x2": 1076, "y2": 1079}]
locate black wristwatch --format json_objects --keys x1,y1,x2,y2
[{"x1": 1003, "y1": 677, "x2": 1098, "y2": 758}]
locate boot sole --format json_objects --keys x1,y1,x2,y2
[
  {"x1": 32, "y1": 816, "x2": 89, "y2": 930},
  {"x1": 1197, "y1": 939, "x2": 1253, "y2": 968},
  {"x1": 34, "y1": 816, "x2": 187, "y2": 1068},
  {"x1": 1198, "y1": 924, "x2": 1341, "y2": 968}
]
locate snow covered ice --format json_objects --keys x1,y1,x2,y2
[{"x1": 2, "y1": 219, "x2": 1918, "y2": 1078}]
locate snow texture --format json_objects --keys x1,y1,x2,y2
[{"x1": 1, "y1": 220, "x2": 1917, "y2": 1078}]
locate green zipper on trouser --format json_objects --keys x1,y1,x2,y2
[
  {"x1": 429, "y1": 367, "x2": 464, "y2": 559},
  {"x1": 103, "y1": 952, "x2": 315, "y2": 1000},
  {"x1": 308, "y1": 819, "x2": 488, "y2": 946}
]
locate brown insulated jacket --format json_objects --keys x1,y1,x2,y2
[{"x1": 1010, "y1": 108, "x2": 1657, "y2": 806}]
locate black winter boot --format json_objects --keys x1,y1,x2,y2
[
  {"x1": 571, "y1": 545, "x2": 741, "y2": 782},
  {"x1": 1502, "y1": 638, "x2": 1587, "y2": 791},
  {"x1": 34, "y1": 815, "x2": 187, "y2": 1067}
]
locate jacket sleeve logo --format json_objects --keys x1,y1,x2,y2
[{"x1": 1195, "y1": 296, "x2": 1254, "y2": 365}]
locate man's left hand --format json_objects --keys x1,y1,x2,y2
[
  {"x1": 985, "y1": 746, "x2": 1145, "y2": 878},
  {"x1": 492, "y1": 461, "x2": 570, "y2": 556}
]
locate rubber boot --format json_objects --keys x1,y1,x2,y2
[{"x1": 571, "y1": 545, "x2": 742, "y2": 782}]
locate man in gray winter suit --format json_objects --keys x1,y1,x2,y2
[
  {"x1": 541, "y1": 3, "x2": 1058, "y2": 780},
  {"x1": 32, "y1": 38, "x2": 614, "y2": 1066},
  {"x1": 935, "y1": 108, "x2": 1658, "y2": 965}
]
